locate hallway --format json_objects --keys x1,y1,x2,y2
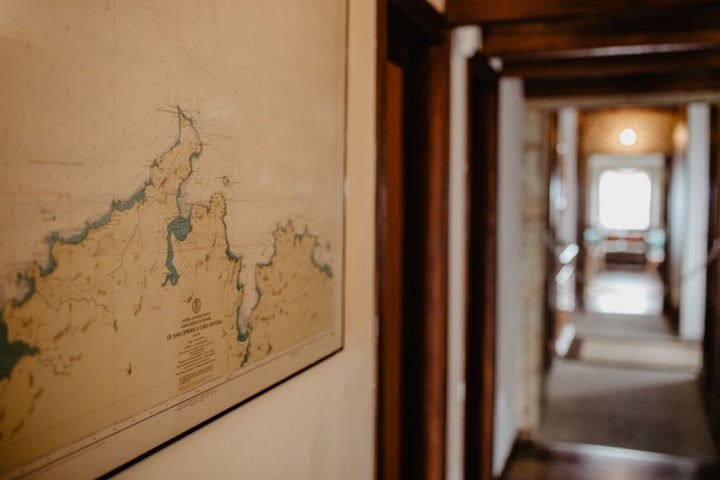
[
  {"x1": 504, "y1": 268, "x2": 717, "y2": 478},
  {"x1": 539, "y1": 361, "x2": 712, "y2": 458},
  {"x1": 375, "y1": 3, "x2": 720, "y2": 479}
]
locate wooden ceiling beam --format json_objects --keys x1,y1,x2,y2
[
  {"x1": 446, "y1": 0, "x2": 715, "y2": 25},
  {"x1": 445, "y1": 1, "x2": 720, "y2": 100},
  {"x1": 501, "y1": 49, "x2": 720, "y2": 81},
  {"x1": 524, "y1": 68, "x2": 720, "y2": 98},
  {"x1": 389, "y1": 0, "x2": 446, "y2": 45},
  {"x1": 480, "y1": 6, "x2": 720, "y2": 57}
]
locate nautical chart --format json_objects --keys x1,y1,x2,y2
[{"x1": 0, "y1": 1, "x2": 346, "y2": 477}]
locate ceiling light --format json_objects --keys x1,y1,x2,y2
[{"x1": 619, "y1": 128, "x2": 638, "y2": 146}]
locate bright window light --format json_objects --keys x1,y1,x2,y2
[{"x1": 598, "y1": 170, "x2": 651, "y2": 230}]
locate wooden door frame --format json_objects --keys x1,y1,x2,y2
[
  {"x1": 376, "y1": 1, "x2": 449, "y2": 478},
  {"x1": 659, "y1": 148, "x2": 674, "y2": 324},
  {"x1": 575, "y1": 112, "x2": 588, "y2": 311},
  {"x1": 543, "y1": 111, "x2": 560, "y2": 373},
  {"x1": 464, "y1": 54, "x2": 498, "y2": 480}
]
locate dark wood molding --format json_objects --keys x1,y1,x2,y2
[
  {"x1": 423, "y1": 43, "x2": 450, "y2": 480},
  {"x1": 377, "y1": 1, "x2": 450, "y2": 479},
  {"x1": 524, "y1": 69, "x2": 720, "y2": 99},
  {"x1": 502, "y1": 49, "x2": 720, "y2": 81},
  {"x1": 452, "y1": 3, "x2": 720, "y2": 99},
  {"x1": 575, "y1": 113, "x2": 587, "y2": 311},
  {"x1": 389, "y1": 0, "x2": 446, "y2": 45},
  {"x1": 465, "y1": 54, "x2": 498, "y2": 480},
  {"x1": 481, "y1": 6, "x2": 720, "y2": 57},
  {"x1": 544, "y1": 112, "x2": 559, "y2": 373},
  {"x1": 446, "y1": 0, "x2": 716, "y2": 25},
  {"x1": 403, "y1": 40, "x2": 451, "y2": 480},
  {"x1": 469, "y1": 53, "x2": 499, "y2": 80}
]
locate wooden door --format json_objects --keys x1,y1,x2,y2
[
  {"x1": 464, "y1": 55, "x2": 498, "y2": 480},
  {"x1": 376, "y1": 1, "x2": 449, "y2": 479},
  {"x1": 378, "y1": 58, "x2": 405, "y2": 480}
]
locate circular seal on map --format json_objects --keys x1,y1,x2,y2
[{"x1": 192, "y1": 297, "x2": 202, "y2": 314}]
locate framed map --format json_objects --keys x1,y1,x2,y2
[{"x1": 0, "y1": 1, "x2": 346, "y2": 478}]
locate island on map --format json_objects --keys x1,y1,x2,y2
[
  {"x1": 0, "y1": 108, "x2": 335, "y2": 474},
  {"x1": 242, "y1": 223, "x2": 334, "y2": 364}
]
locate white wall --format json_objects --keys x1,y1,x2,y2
[
  {"x1": 114, "y1": 2, "x2": 377, "y2": 478},
  {"x1": 447, "y1": 26, "x2": 480, "y2": 480},
  {"x1": 557, "y1": 108, "x2": 578, "y2": 245},
  {"x1": 680, "y1": 103, "x2": 710, "y2": 341},
  {"x1": 493, "y1": 78, "x2": 525, "y2": 477},
  {"x1": 668, "y1": 122, "x2": 688, "y2": 312}
]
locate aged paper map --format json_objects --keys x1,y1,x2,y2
[{"x1": 0, "y1": 1, "x2": 345, "y2": 477}]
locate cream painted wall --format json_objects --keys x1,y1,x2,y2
[{"x1": 114, "y1": 1, "x2": 377, "y2": 478}]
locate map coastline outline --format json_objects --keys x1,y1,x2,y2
[{"x1": 0, "y1": 105, "x2": 339, "y2": 476}]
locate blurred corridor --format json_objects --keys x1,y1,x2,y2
[{"x1": 503, "y1": 270, "x2": 716, "y2": 479}]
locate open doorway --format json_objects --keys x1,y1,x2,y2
[
  {"x1": 583, "y1": 153, "x2": 666, "y2": 316},
  {"x1": 539, "y1": 104, "x2": 714, "y2": 461}
]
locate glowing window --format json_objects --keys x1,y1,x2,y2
[{"x1": 598, "y1": 170, "x2": 651, "y2": 230}]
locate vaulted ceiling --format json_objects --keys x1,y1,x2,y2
[{"x1": 446, "y1": 0, "x2": 720, "y2": 97}]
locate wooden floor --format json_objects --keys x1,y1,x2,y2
[{"x1": 501, "y1": 441, "x2": 720, "y2": 480}]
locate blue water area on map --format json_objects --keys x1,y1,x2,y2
[
  {"x1": 0, "y1": 187, "x2": 151, "y2": 379},
  {"x1": 237, "y1": 318, "x2": 249, "y2": 342},
  {"x1": 163, "y1": 216, "x2": 192, "y2": 286},
  {"x1": 13, "y1": 272, "x2": 36, "y2": 307},
  {"x1": 0, "y1": 315, "x2": 39, "y2": 380},
  {"x1": 112, "y1": 187, "x2": 147, "y2": 213},
  {"x1": 37, "y1": 187, "x2": 149, "y2": 279},
  {"x1": 0, "y1": 109, "x2": 222, "y2": 381}
]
